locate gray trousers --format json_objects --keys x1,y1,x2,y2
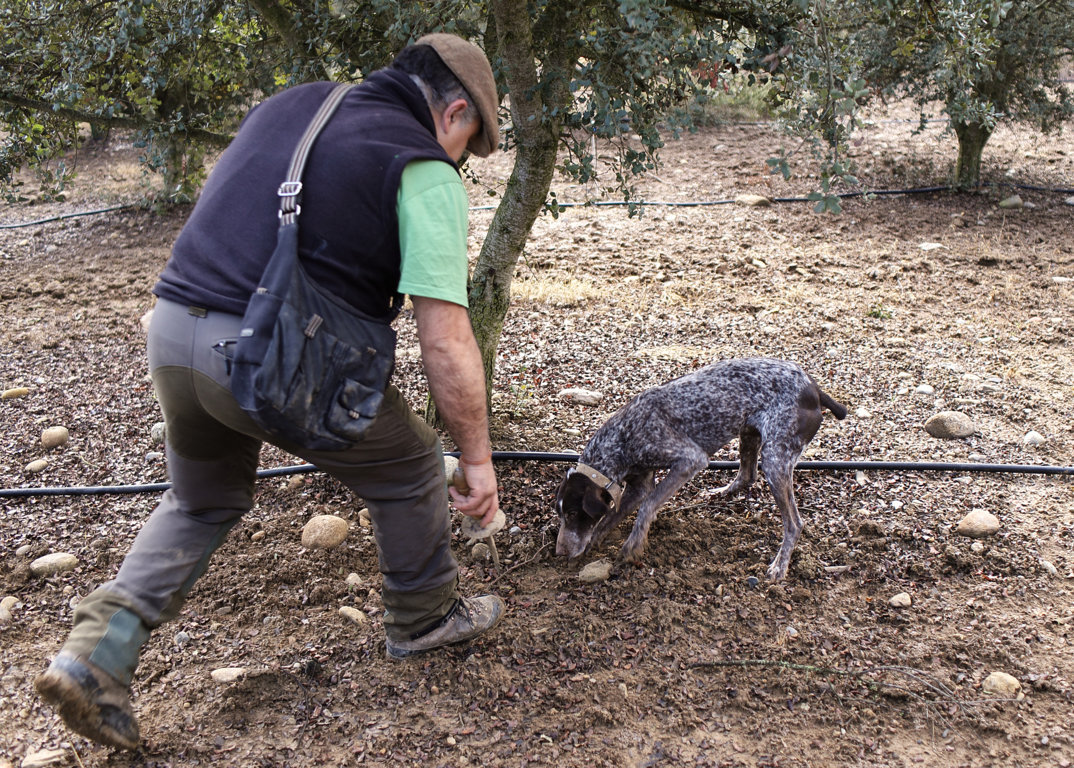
[{"x1": 63, "y1": 298, "x2": 459, "y2": 684}]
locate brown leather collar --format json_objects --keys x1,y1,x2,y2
[{"x1": 572, "y1": 462, "x2": 624, "y2": 510}]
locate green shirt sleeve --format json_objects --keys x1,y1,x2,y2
[{"x1": 396, "y1": 159, "x2": 470, "y2": 307}]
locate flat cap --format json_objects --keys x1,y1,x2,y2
[{"x1": 415, "y1": 33, "x2": 499, "y2": 157}]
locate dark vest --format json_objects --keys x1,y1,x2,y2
[{"x1": 154, "y1": 69, "x2": 455, "y2": 317}]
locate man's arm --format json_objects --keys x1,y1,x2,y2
[{"x1": 411, "y1": 295, "x2": 498, "y2": 525}]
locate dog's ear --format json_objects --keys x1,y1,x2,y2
[{"x1": 582, "y1": 483, "x2": 612, "y2": 520}]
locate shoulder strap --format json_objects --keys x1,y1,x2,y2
[{"x1": 277, "y1": 83, "x2": 355, "y2": 226}]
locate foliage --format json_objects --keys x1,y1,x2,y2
[{"x1": 770, "y1": 0, "x2": 1074, "y2": 191}]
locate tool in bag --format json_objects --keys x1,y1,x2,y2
[{"x1": 224, "y1": 83, "x2": 400, "y2": 451}]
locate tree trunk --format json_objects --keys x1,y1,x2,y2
[
  {"x1": 425, "y1": 0, "x2": 571, "y2": 425},
  {"x1": 952, "y1": 119, "x2": 991, "y2": 189}
]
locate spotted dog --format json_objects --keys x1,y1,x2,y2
[{"x1": 555, "y1": 358, "x2": 847, "y2": 581}]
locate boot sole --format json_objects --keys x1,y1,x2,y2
[{"x1": 35, "y1": 669, "x2": 139, "y2": 751}]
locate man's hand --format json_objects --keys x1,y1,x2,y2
[{"x1": 448, "y1": 455, "x2": 498, "y2": 527}]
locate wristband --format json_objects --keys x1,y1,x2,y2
[{"x1": 460, "y1": 452, "x2": 492, "y2": 467}]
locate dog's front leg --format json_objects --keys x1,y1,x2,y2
[
  {"x1": 587, "y1": 472, "x2": 654, "y2": 552},
  {"x1": 621, "y1": 453, "x2": 708, "y2": 564}
]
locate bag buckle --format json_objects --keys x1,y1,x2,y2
[{"x1": 278, "y1": 181, "x2": 303, "y2": 199}]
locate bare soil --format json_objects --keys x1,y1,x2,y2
[{"x1": 1, "y1": 106, "x2": 1073, "y2": 768}]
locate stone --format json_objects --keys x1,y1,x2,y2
[
  {"x1": 854, "y1": 407, "x2": 871, "y2": 420},
  {"x1": 345, "y1": 572, "x2": 363, "y2": 587},
  {"x1": 30, "y1": 552, "x2": 79, "y2": 577},
  {"x1": 40, "y1": 426, "x2": 69, "y2": 449},
  {"x1": 955, "y1": 509, "x2": 1001, "y2": 539},
  {"x1": 578, "y1": 559, "x2": 613, "y2": 583},
  {"x1": 210, "y1": 667, "x2": 247, "y2": 683},
  {"x1": 339, "y1": 606, "x2": 368, "y2": 625},
  {"x1": 358, "y1": 507, "x2": 372, "y2": 528},
  {"x1": 443, "y1": 454, "x2": 460, "y2": 482},
  {"x1": 25, "y1": 459, "x2": 48, "y2": 474},
  {"x1": 471, "y1": 542, "x2": 492, "y2": 561},
  {"x1": 735, "y1": 193, "x2": 771, "y2": 207},
  {"x1": 997, "y1": 194, "x2": 1023, "y2": 209},
  {"x1": 301, "y1": 515, "x2": 349, "y2": 549},
  {"x1": 982, "y1": 671, "x2": 1021, "y2": 697},
  {"x1": 20, "y1": 749, "x2": 67, "y2": 768},
  {"x1": 150, "y1": 421, "x2": 167, "y2": 445},
  {"x1": 889, "y1": 592, "x2": 912, "y2": 608},
  {"x1": 558, "y1": 388, "x2": 603, "y2": 406},
  {"x1": 1023, "y1": 431, "x2": 1046, "y2": 447},
  {"x1": 923, "y1": 411, "x2": 976, "y2": 439},
  {"x1": 1, "y1": 387, "x2": 30, "y2": 400}
]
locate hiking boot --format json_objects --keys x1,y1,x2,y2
[
  {"x1": 34, "y1": 653, "x2": 140, "y2": 751},
  {"x1": 385, "y1": 595, "x2": 505, "y2": 659}
]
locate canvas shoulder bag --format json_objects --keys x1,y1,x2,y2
[{"x1": 226, "y1": 83, "x2": 399, "y2": 451}]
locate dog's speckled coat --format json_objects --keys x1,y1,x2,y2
[{"x1": 556, "y1": 358, "x2": 847, "y2": 581}]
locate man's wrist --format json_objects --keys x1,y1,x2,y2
[{"x1": 460, "y1": 452, "x2": 492, "y2": 466}]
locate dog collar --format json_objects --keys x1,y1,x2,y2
[{"x1": 572, "y1": 462, "x2": 624, "y2": 510}]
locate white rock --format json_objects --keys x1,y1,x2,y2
[
  {"x1": 443, "y1": 454, "x2": 460, "y2": 482},
  {"x1": 1, "y1": 386, "x2": 30, "y2": 400},
  {"x1": 889, "y1": 592, "x2": 912, "y2": 608},
  {"x1": 1040, "y1": 559, "x2": 1058, "y2": 576},
  {"x1": 0, "y1": 596, "x2": 16, "y2": 612},
  {"x1": 25, "y1": 458, "x2": 49, "y2": 474},
  {"x1": 345, "y1": 572, "x2": 363, "y2": 587},
  {"x1": 578, "y1": 559, "x2": 613, "y2": 583},
  {"x1": 339, "y1": 606, "x2": 368, "y2": 625},
  {"x1": 210, "y1": 667, "x2": 247, "y2": 683},
  {"x1": 358, "y1": 507, "x2": 372, "y2": 528},
  {"x1": 301, "y1": 515, "x2": 349, "y2": 549},
  {"x1": 997, "y1": 194, "x2": 1023, "y2": 209},
  {"x1": 734, "y1": 193, "x2": 771, "y2": 207},
  {"x1": 915, "y1": 384, "x2": 935, "y2": 395},
  {"x1": 471, "y1": 542, "x2": 492, "y2": 562},
  {"x1": 854, "y1": 407, "x2": 871, "y2": 419},
  {"x1": 982, "y1": 671, "x2": 1021, "y2": 697},
  {"x1": 30, "y1": 552, "x2": 79, "y2": 577},
  {"x1": 1065, "y1": 195, "x2": 1074, "y2": 206},
  {"x1": 40, "y1": 426, "x2": 69, "y2": 449},
  {"x1": 150, "y1": 421, "x2": 167, "y2": 445},
  {"x1": 20, "y1": 749, "x2": 67, "y2": 768},
  {"x1": 15, "y1": 544, "x2": 32, "y2": 557},
  {"x1": 955, "y1": 509, "x2": 1001, "y2": 539},
  {"x1": 140, "y1": 309, "x2": 154, "y2": 332},
  {"x1": 1023, "y1": 431, "x2": 1046, "y2": 447},
  {"x1": 558, "y1": 388, "x2": 603, "y2": 406},
  {"x1": 923, "y1": 411, "x2": 976, "y2": 439}
]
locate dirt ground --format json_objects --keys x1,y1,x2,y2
[{"x1": 1, "y1": 102, "x2": 1073, "y2": 768}]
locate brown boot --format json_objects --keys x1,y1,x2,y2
[
  {"x1": 35, "y1": 653, "x2": 140, "y2": 750},
  {"x1": 385, "y1": 595, "x2": 505, "y2": 659}
]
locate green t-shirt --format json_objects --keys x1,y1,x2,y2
[{"x1": 396, "y1": 160, "x2": 469, "y2": 307}]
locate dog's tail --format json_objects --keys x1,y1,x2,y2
[{"x1": 819, "y1": 390, "x2": 848, "y2": 420}]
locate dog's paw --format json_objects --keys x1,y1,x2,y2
[
  {"x1": 766, "y1": 560, "x2": 788, "y2": 582},
  {"x1": 620, "y1": 538, "x2": 647, "y2": 566}
]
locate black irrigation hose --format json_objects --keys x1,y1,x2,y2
[
  {"x1": 4, "y1": 181, "x2": 1070, "y2": 225},
  {"x1": 2, "y1": 452, "x2": 1071, "y2": 498},
  {"x1": 0, "y1": 203, "x2": 136, "y2": 230}
]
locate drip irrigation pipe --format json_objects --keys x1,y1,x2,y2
[
  {"x1": 0, "y1": 203, "x2": 136, "y2": 230},
  {"x1": 2, "y1": 453, "x2": 1070, "y2": 499},
  {"x1": 4, "y1": 181, "x2": 1070, "y2": 226}
]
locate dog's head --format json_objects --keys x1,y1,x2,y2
[{"x1": 554, "y1": 469, "x2": 616, "y2": 559}]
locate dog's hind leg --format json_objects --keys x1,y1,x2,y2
[
  {"x1": 621, "y1": 449, "x2": 708, "y2": 564},
  {"x1": 717, "y1": 426, "x2": 760, "y2": 498},
  {"x1": 760, "y1": 443, "x2": 804, "y2": 582}
]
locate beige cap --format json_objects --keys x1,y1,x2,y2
[{"x1": 415, "y1": 33, "x2": 499, "y2": 157}]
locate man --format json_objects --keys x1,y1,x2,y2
[{"x1": 35, "y1": 33, "x2": 504, "y2": 751}]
